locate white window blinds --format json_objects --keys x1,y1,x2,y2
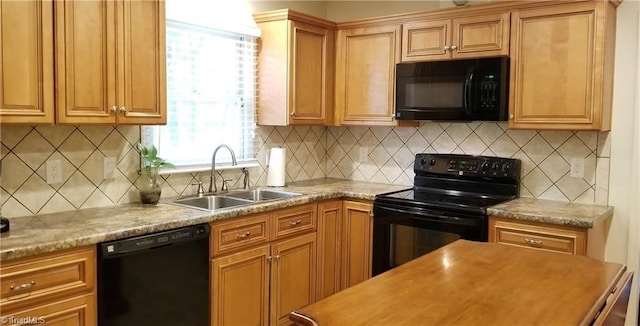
[{"x1": 143, "y1": 14, "x2": 258, "y2": 171}]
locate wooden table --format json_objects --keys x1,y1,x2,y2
[{"x1": 290, "y1": 240, "x2": 632, "y2": 326}]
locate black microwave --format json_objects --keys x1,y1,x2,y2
[{"x1": 395, "y1": 57, "x2": 509, "y2": 121}]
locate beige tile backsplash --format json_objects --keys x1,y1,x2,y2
[{"x1": 0, "y1": 122, "x2": 609, "y2": 217}]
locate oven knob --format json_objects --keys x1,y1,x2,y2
[
  {"x1": 420, "y1": 158, "x2": 427, "y2": 166},
  {"x1": 428, "y1": 158, "x2": 436, "y2": 166},
  {"x1": 491, "y1": 162, "x2": 500, "y2": 170},
  {"x1": 481, "y1": 162, "x2": 490, "y2": 170},
  {"x1": 502, "y1": 163, "x2": 512, "y2": 172}
]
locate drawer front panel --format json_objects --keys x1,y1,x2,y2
[
  {"x1": 272, "y1": 204, "x2": 317, "y2": 240},
  {"x1": 495, "y1": 228, "x2": 577, "y2": 254},
  {"x1": 0, "y1": 247, "x2": 95, "y2": 309},
  {"x1": 212, "y1": 214, "x2": 270, "y2": 256}
]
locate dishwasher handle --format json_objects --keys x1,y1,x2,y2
[{"x1": 99, "y1": 224, "x2": 210, "y2": 258}]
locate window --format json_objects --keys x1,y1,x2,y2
[{"x1": 143, "y1": 1, "x2": 259, "y2": 172}]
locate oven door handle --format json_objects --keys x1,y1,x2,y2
[{"x1": 375, "y1": 204, "x2": 480, "y2": 226}]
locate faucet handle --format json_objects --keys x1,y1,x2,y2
[
  {"x1": 191, "y1": 180, "x2": 205, "y2": 196},
  {"x1": 221, "y1": 178, "x2": 233, "y2": 191}
]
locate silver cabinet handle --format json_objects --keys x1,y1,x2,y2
[
  {"x1": 237, "y1": 232, "x2": 251, "y2": 238},
  {"x1": 524, "y1": 238, "x2": 543, "y2": 247},
  {"x1": 289, "y1": 220, "x2": 302, "y2": 226},
  {"x1": 451, "y1": 45, "x2": 458, "y2": 50},
  {"x1": 444, "y1": 45, "x2": 450, "y2": 51},
  {"x1": 10, "y1": 281, "x2": 35, "y2": 291},
  {"x1": 110, "y1": 106, "x2": 117, "y2": 113},
  {"x1": 119, "y1": 106, "x2": 127, "y2": 113}
]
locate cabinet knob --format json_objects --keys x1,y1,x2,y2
[
  {"x1": 110, "y1": 106, "x2": 117, "y2": 113},
  {"x1": 444, "y1": 45, "x2": 450, "y2": 51},
  {"x1": 290, "y1": 112, "x2": 296, "y2": 117},
  {"x1": 119, "y1": 106, "x2": 127, "y2": 113},
  {"x1": 451, "y1": 45, "x2": 458, "y2": 50},
  {"x1": 509, "y1": 114, "x2": 514, "y2": 120}
]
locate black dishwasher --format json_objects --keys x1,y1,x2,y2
[{"x1": 98, "y1": 224, "x2": 210, "y2": 326}]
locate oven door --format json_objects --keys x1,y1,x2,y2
[{"x1": 372, "y1": 201, "x2": 486, "y2": 276}]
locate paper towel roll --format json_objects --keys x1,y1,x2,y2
[{"x1": 267, "y1": 147, "x2": 286, "y2": 187}]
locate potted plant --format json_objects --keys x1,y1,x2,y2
[{"x1": 137, "y1": 144, "x2": 174, "y2": 205}]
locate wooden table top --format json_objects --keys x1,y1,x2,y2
[{"x1": 291, "y1": 240, "x2": 626, "y2": 326}]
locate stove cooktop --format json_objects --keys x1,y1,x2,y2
[{"x1": 375, "y1": 188, "x2": 513, "y2": 215}]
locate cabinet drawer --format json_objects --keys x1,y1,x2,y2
[
  {"x1": 212, "y1": 213, "x2": 270, "y2": 256},
  {"x1": 0, "y1": 292, "x2": 96, "y2": 326},
  {"x1": 271, "y1": 203, "x2": 317, "y2": 240},
  {"x1": 0, "y1": 247, "x2": 95, "y2": 309},
  {"x1": 490, "y1": 219, "x2": 587, "y2": 255}
]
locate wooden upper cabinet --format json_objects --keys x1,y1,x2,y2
[
  {"x1": 0, "y1": 0, "x2": 54, "y2": 124},
  {"x1": 255, "y1": 10, "x2": 335, "y2": 126},
  {"x1": 402, "y1": 12, "x2": 509, "y2": 62},
  {"x1": 509, "y1": 1, "x2": 616, "y2": 130},
  {"x1": 336, "y1": 25, "x2": 416, "y2": 126},
  {"x1": 55, "y1": 0, "x2": 166, "y2": 125}
]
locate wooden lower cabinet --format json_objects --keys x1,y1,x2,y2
[
  {"x1": 211, "y1": 204, "x2": 318, "y2": 326},
  {"x1": 489, "y1": 216, "x2": 607, "y2": 260},
  {"x1": 0, "y1": 246, "x2": 97, "y2": 326},
  {"x1": 341, "y1": 200, "x2": 373, "y2": 290},
  {"x1": 316, "y1": 200, "x2": 342, "y2": 300}
]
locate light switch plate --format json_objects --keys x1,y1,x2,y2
[
  {"x1": 103, "y1": 157, "x2": 116, "y2": 179},
  {"x1": 46, "y1": 160, "x2": 62, "y2": 184}
]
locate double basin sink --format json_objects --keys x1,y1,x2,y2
[{"x1": 169, "y1": 188, "x2": 301, "y2": 211}]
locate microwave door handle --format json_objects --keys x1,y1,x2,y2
[{"x1": 463, "y1": 67, "x2": 475, "y2": 117}]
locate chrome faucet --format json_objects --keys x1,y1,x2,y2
[{"x1": 209, "y1": 144, "x2": 238, "y2": 193}]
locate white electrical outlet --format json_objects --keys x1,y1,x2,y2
[
  {"x1": 359, "y1": 147, "x2": 369, "y2": 163},
  {"x1": 103, "y1": 157, "x2": 116, "y2": 179},
  {"x1": 46, "y1": 160, "x2": 62, "y2": 184},
  {"x1": 570, "y1": 158, "x2": 585, "y2": 178}
]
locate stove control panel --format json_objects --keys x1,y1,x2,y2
[{"x1": 415, "y1": 154, "x2": 520, "y2": 178}]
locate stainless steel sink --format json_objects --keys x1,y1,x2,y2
[
  {"x1": 225, "y1": 188, "x2": 300, "y2": 201},
  {"x1": 168, "y1": 188, "x2": 301, "y2": 211},
  {"x1": 171, "y1": 195, "x2": 253, "y2": 211}
]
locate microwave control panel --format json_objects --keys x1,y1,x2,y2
[{"x1": 479, "y1": 75, "x2": 499, "y2": 110}]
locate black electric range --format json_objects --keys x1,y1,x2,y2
[{"x1": 372, "y1": 153, "x2": 521, "y2": 276}]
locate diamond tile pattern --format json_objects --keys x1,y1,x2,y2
[{"x1": 0, "y1": 121, "x2": 610, "y2": 218}]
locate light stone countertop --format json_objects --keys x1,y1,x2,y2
[
  {"x1": 487, "y1": 197, "x2": 614, "y2": 228},
  {"x1": 0, "y1": 178, "x2": 409, "y2": 262}
]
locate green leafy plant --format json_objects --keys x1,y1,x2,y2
[{"x1": 137, "y1": 144, "x2": 174, "y2": 185}]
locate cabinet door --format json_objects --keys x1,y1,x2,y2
[
  {"x1": 341, "y1": 201, "x2": 373, "y2": 290},
  {"x1": 335, "y1": 25, "x2": 401, "y2": 125},
  {"x1": 2, "y1": 293, "x2": 96, "y2": 326},
  {"x1": 452, "y1": 12, "x2": 509, "y2": 59},
  {"x1": 55, "y1": 0, "x2": 117, "y2": 124},
  {"x1": 0, "y1": 0, "x2": 54, "y2": 124},
  {"x1": 118, "y1": 0, "x2": 166, "y2": 124},
  {"x1": 289, "y1": 21, "x2": 334, "y2": 125},
  {"x1": 509, "y1": 2, "x2": 602, "y2": 130},
  {"x1": 212, "y1": 245, "x2": 270, "y2": 326},
  {"x1": 316, "y1": 200, "x2": 342, "y2": 300},
  {"x1": 270, "y1": 233, "x2": 316, "y2": 326},
  {"x1": 401, "y1": 19, "x2": 451, "y2": 62}
]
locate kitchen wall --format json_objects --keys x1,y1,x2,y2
[
  {"x1": 325, "y1": 122, "x2": 610, "y2": 204},
  {"x1": 0, "y1": 125, "x2": 326, "y2": 218}
]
